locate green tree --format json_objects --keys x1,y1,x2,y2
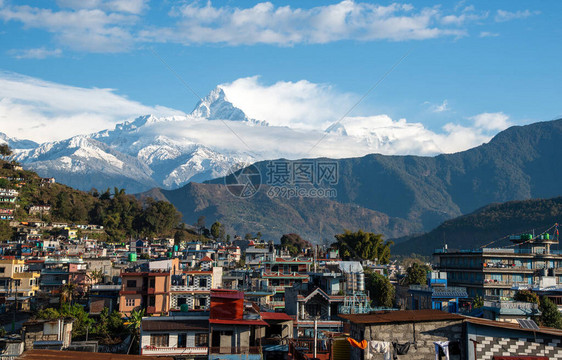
[
  {"x1": 174, "y1": 230, "x2": 187, "y2": 245},
  {"x1": 0, "y1": 144, "x2": 12, "y2": 158},
  {"x1": 365, "y1": 269, "x2": 395, "y2": 308},
  {"x1": 280, "y1": 233, "x2": 311, "y2": 256},
  {"x1": 126, "y1": 308, "x2": 146, "y2": 354},
  {"x1": 403, "y1": 262, "x2": 431, "y2": 286},
  {"x1": 333, "y1": 230, "x2": 393, "y2": 264},
  {"x1": 0, "y1": 221, "x2": 14, "y2": 241},
  {"x1": 60, "y1": 283, "x2": 78, "y2": 304},
  {"x1": 211, "y1": 221, "x2": 223, "y2": 240},
  {"x1": 141, "y1": 200, "x2": 181, "y2": 235},
  {"x1": 539, "y1": 296, "x2": 562, "y2": 329},
  {"x1": 514, "y1": 290, "x2": 539, "y2": 304},
  {"x1": 195, "y1": 216, "x2": 206, "y2": 235}
]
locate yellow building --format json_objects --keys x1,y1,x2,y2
[{"x1": 0, "y1": 259, "x2": 41, "y2": 297}]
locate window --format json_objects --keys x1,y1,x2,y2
[
  {"x1": 195, "y1": 333, "x2": 208, "y2": 347},
  {"x1": 149, "y1": 296, "x2": 155, "y2": 307},
  {"x1": 0, "y1": 267, "x2": 4, "y2": 273},
  {"x1": 13, "y1": 280, "x2": 20, "y2": 287},
  {"x1": 127, "y1": 280, "x2": 137, "y2": 288},
  {"x1": 150, "y1": 334, "x2": 169, "y2": 347},
  {"x1": 199, "y1": 278, "x2": 207, "y2": 288},
  {"x1": 126, "y1": 298, "x2": 135, "y2": 307},
  {"x1": 178, "y1": 333, "x2": 187, "y2": 348}
]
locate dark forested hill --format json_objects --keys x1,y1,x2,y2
[
  {"x1": 392, "y1": 197, "x2": 562, "y2": 256},
  {"x1": 146, "y1": 118, "x2": 562, "y2": 243}
]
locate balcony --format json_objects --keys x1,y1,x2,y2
[
  {"x1": 142, "y1": 346, "x2": 208, "y2": 356},
  {"x1": 171, "y1": 285, "x2": 209, "y2": 292},
  {"x1": 209, "y1": 346, "x2": 261, "y2": 355},
  {"x1": 483, "y1": 279, "x2": 513, "y2": 287}
]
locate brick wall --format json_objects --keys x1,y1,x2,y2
[{"x1": 350, "y1": 320, "x2": 464, "y2": 360}]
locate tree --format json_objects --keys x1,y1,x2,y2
[
  {"x1": 280, "y1": 233, "x2": 311, "y2": 256},
  {"x1": 142, "y1": 200, "x2": 181, "y2": 235},
  {"x1": 211, "y1": 222, "x2": 223, "y2": 240},
  {"x1": 514, "y1": 290, "x2": 539, "y2": 304},
  {"x1": 60, "y1": 283, "x2": 78, "y2": 304},
  {"x1": 333, "y1": 230, "x2": 393, "y2": 264},
  {"x1": 365, "y1": 269, "x2": 395, "y2": 308},
  {"x1": 126, "y1": 308, "x2": 146, "y2": 354},
  {"x1": 539, "y1": 296, "x2": 562, "y2": 329},
  {"x1": 245, "y1": 233, "x2": 253, "y2": 240},
  {"x1": 174, "y1": 230, "x2": 187, "y2": 245},
  {"x1": 403, "y1": 262, "x2": 431, "y2": 286},
  {"x1": 0, "y1": 144, "x2": 12, "y2": 159},
  {"x1": 195, "y1": 216, "x2": 206, "y2": 235},
  {"x1": 0, "y1": 221, "x2": 14, "y2": 241}
]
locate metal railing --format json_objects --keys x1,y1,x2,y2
[{"x1": 208, "y1": 346, "x2": 261, "y2": 354}]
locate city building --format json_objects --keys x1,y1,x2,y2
[{"x1": 434, "y1": 233, "x2": 562, "y2": 299}]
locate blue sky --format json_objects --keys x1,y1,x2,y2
[{"x1": 0, "y1": 0, "x2": 561, "y2": 154}]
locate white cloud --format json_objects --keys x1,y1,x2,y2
[
  {"x1": 220, "y1": 76, "x2": 356, "y2": 130},
  {"x1": 0, "y1": 2, "x2": 139, "y2": 52},
  {"x1": 470, "y1": 112, "x2": 511, "y2": 131},
  {"x1": 56, "y1": 0, "x2": 148, "y2": 14},
  {"x1": 431, "y1": 99, "x2": 450, "y2": 113},
  {"x1": 0, "y1": 72, "x2": 510, "y2": 159},
  {"x1": 495, "y1": 9, "x2": 540, "y2": 22},
  {"x1": 140, "y1": 1, "x2": 472, "y2": 46},
  {"x1": 0, "y1": 72, "x2": 184, "y2": 142},
  {"x1": 8, "y1": 47, "x2": 62, "y2": 59},
  {"x1": 479, "y1": 31, "x2": 499, "y2": 38}
]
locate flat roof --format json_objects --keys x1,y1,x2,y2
[
  {"x1": 339, "y1": 310, "x2": 464, "y2": 324},
  {"x1": 465, "y1": 316, "x2": 562, "y2": 337},
  {"x1": 142, "y1": 319, "x2": 208, "y2": 332}
]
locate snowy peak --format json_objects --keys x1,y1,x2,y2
[
  {"x1": 191, "y1": 87, "x2": 267, "y2": 126},
  {"x1": 0, "y1": 132, "x2": 38, "y2": 149},
  {"x1": 192, "y1": 87, "x2": 248, "y2": 121}
]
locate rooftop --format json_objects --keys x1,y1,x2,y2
[
  {"x1": 339, "y1": 309, "x2": 464, "y2": 324},
  {"x1": 17, "y1": 350, "x2": 171, "y2": 360}
]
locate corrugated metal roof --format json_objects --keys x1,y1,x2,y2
[
  {"x1": 17, "y1": 349, "x2": 171, "y2": 359},
  {"x1": 260, "y1": 312, "x2": 293, "y2": 321},
  {"x1": 466, "y1": 316, "x2": 562, "y2": 337},
  {"x1": 141, "y1": 319, "x2": 209, "y2": 331},
  {"x1": 339, "y1": 310, "x2": 464, "y2": 324}
]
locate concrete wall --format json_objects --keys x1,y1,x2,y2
[{"x1": 349, "y1": 320, "x2": 464, "y2": 360}]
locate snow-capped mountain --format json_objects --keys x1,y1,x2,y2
[
  {"x1": 4, "y1": 84, "x2": 468, "y2": 193},
  {"x1": 9, "y1": 87, "x2": 258, "y2": 193},
  {"x1": 0, "y1": 132, "x2": 38, "y2": 149}
]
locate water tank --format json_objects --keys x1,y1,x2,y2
[
  {"x1": 357, "y1": 273, "x2": 365, "y2": 292},
  {"x1": 180, "y1": 303, "x2": 189, "y2": 312},
  {"x1": 173, "y1": 245, "x2": 179, "y2": 252},
  {"x1": 128, "y1": 252, "x2": 137, "y2": 262},
  {"x1": 167, "y1": 252, "x2": 173, "y2": 258}
]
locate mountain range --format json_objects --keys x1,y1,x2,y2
[
  {"x1": 6, "y1": 88, "x2": 258, "y2": 193},
  {"x1": 142, "y1": 118, "x2": 562, "y2": 242}
]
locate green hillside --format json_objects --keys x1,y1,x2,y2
[
  {"x1": 393, "y1": 197, "x2": 562, "y2": 256},
  {"x1": 141, "y1": 182, "x2": 419, "y2": 243},
  {"x1": 0, "y1": 159, "x2": 180, "y2": 242}
]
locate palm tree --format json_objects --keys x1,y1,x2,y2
[
  {"x1": 60, "y1": 283, "x2": 78, "y2": 305},
  {"x1": 125, "y1": 308, "x2": 145, "y2": 354}
]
